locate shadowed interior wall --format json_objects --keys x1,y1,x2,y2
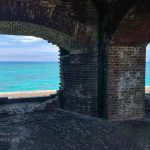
[{"x1": 59, "y1": 49, "x2": 98, "y2": 116}]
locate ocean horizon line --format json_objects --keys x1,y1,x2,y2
[
  {"x1": 0, "y1": 60, "x2": 149, "y2": 62},
  {"x1": 0, "y1": 61, "x2": 59, "y2": 63}
]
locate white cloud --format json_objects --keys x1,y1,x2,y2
[
  {"x1": 8, "y1": 35, "x2": 43, "y2": 43},
  {"x1": 0, "y1": 35, "x2": 59, "y2": 62},
  {"x1": 0, "y1": 44, "x2": 59, "y2": 55},
  {"x1": 0, "y1": 35, "x2": 43, "y2": 43},
  {"x1": 35, "y1": 44, "x2": 59, "y2": 53},
  {"x1": 17, "y1": 36, "x2": 43, "y2": 43}
]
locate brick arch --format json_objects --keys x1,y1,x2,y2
[
  {"x1": 0, "y1": 21, "x2": 85, "y2": 51},
  {"x1": 0, "y1": 0, "x2": 99, "y2": 117},
  {"x1": 104, "y1": 0, "x2": 150, "y2": 120},
  {"x1": 0, "y1": 0, "x2": 98, "y2": 51},
  {"x1": 111, "y1": 0, "x2": 150, "y2": 47}
]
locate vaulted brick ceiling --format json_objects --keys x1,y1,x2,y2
[
  {"x1": 0, "y1": 0, "x2": 99, "y2": 51},
  {"x1": 111, "y1": 0, "x2": 150, "y2": 46}
]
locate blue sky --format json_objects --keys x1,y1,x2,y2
[
  {"x1": 0, "y1": 35, "x2": 59, "y2": 62},
  {"x1": 146, "y1": 44, "x2": 150, "y2": 62}
]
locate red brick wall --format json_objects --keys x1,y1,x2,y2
[
  {"x1": 106, "y1": 46, "x2": 146, "y2": 120},
  {"x1": 104, "y1": 1, "x2": 150, "y2": 120}
]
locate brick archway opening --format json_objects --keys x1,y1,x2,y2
[
  {"x1": 104, "y1": 0, "x2": 150, "y2": 120},
  {"x1": 0, "y1": 20, "x2": 83, "y2": 93},
  {"x1": 0, "y1": 34, "x2": 60, "y2": 94},
  {"x1": 0, "y1": 0, "x2": 99, "y2": 117}
]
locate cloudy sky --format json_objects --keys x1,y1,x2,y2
[
  {"x1": 146, "y1": 44, "x2": 150, "y2": 62},
  {"x1": 0, "y1": 35, "x2": 59, "y2": 62},
  {"x1": 0, "y1": 34, "x2": 149, "y2": 62}
]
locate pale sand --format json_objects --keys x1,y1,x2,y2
[
  {"x1": 146, "y1": 86, "x2": 150, "y2": 93},
  {"x1": 0, "y1": 90, "x2": 57, "y2": 99},
  {"x1": 0, "y1": 87, "x2": 149, "y2": 99}
]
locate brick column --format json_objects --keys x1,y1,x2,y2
[
  {"x1": 59, "y1": 48, "x2": 99, "y2": 116},
  {"x1": 106, "y1": 46, "x2": 146, "y2": 120}
]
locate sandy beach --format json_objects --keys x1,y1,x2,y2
[
  {"x1": 0, "y1": 87, "x2": 149, "y2": 99},
  {"x1": 145, "y1": 86, "x2": 150, "y2": 93},
  {"x1": 0, "y1": 90, "x2": 57, "y2": 99}
]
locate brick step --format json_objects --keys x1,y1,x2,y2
[{"x1": 0, "y1": 94, "x2": 56, "y2": 104}]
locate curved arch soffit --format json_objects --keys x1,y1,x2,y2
[
  {"x1": 110, "y1": 1, "x2": 150, "y2": 47},
  {"x1": 0, "y1": 21, "x2": 87, "y2": 52}
]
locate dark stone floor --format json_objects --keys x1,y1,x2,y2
[
  {"x1": 0, "y1": 109, "x2": 138, "y2": 150},
  {"x1": 0, "y1": 94, "x2": 150, "y2": 150},
  {"x1": 113, "y1": 118, "x2": 150, "y2": 150}
]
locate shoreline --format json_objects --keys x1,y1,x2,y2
[
  {"x1": 0, "y1": 90, "x2": 57, "y2": 99},
  {"x1": 146, "y1": 86, "x2": 150, "y2": 93},
  {"x1": 0, "y1": 86, "x2": 149, "y2": 99}
]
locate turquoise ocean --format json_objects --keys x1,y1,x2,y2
[
  {"x1": 0, "y1": 62, "x2": 60, "y2": 93},
  {"x1": 0, "y1": 62, "x2": 149, "y2": 93},
  {"x1": 146, "y1": 62, "x2": 150, "y2": 86}
]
